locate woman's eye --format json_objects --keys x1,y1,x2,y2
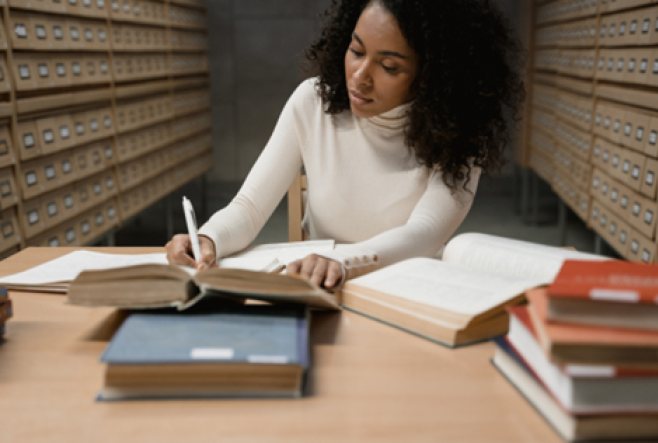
[
  {"x1": 350, "y1": 48, "x2": 364, "y2": 57},
  {"x1": 382, "y1": 65, "x2": 397, "y2": 73}
]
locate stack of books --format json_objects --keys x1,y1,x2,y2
[
  {"x1": 492, "y1": 260, "x2": 658, "y2": 442},
  {"x1": 0, "y1": 287, "x2": 11, "y2": 338}
]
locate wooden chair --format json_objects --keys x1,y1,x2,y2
[{"x1": 287, "y1": 171, "x2": 307, "y2": 242}]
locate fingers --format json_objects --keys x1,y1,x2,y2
[
  {"x1": 288, "y1": 254, "x2": 344, "y2": 289},
  {"x1": 308, "y1": 257, "x2": 329, "y2": 288},
  {"x1": 323, "y1": 261, "x2": 343, "y2": 289},
  {"x1": 165, "y1": 234, "x2": 197, "y2": 268},
  {"x1": 298, "y1": 254, "x2": 319, "y2": 282},
  {"x1": 287, "y1": 259, "x2": 302, "y2": 275},
  {"x1": 197, "y1": 235, "x2": 217, "y2": 270}
]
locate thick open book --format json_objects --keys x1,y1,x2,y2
[
  {"x1": 0, "y1": 240, "x2": 334, "y2": 293},
  {"x1": 340, "y1": 233, "x2": 607, "y2": 347},
  {"x1": 67, "y1": 264, "x2": 338, "y2": 310}
]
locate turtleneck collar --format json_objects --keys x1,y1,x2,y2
[{"x1": 365, "y1": 101, "x2": 412, "y2": 131}]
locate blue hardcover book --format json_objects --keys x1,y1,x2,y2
[{"x1": 98, "y1": 300, "x2": 310, "y2": 400}]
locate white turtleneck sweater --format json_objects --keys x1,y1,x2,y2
[{"x1": 199, "y1": 78, "x2": 481, "y2": 279}]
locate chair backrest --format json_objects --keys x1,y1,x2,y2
[{"x1": 287, "y1": 171, "x2": 307, "y2": 242}]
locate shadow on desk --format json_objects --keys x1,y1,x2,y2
[
  {"x1": 311, "y1": 310, "x2": 342, "y2": 345},
  {"x1": 83, "y1": 306, "x2": 345, "y2": 345},
  {"x1": 82, "y1": 309, "x2": 130, "y2": 342}
]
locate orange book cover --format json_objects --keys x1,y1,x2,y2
[
  {"x1": 507, "y1": 304, "x2": 658, "y2": 377},
  {"x1": 547, "y1": 260, "x2": 658, "y2": 304},
  {"x1": 526, "y1": 288, "x2": 658, "y2": 347}
]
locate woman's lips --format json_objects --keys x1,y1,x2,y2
[{"x1": 349, "y1": 90, "x2": 373, "y2": 106}]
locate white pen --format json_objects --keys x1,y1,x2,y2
[{"x1": 182, "y1": 196, "x2": 202, "y2": 263}]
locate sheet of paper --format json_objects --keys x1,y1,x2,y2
[
  {"x1": 350, "y1": 258, "x2": 542, "y2": 316},
  {"x1": 219, "y1": 240, "x2": 335, "y2": 267},
  {"x1": 0, "y1": 251, "x2": 168, "y2": 285},
  {"x1": 443, "y1": 233, "x2": 608, "y2": 284}
]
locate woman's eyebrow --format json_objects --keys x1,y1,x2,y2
[{"x1": 352, "y1": 32, "x2": 408, "y2": 60}]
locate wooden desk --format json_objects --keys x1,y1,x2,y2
[{"x1": 0, "y1": 247, "x2": 563, "y2": 443}]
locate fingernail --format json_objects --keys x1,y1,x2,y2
[{"x1": 198, "y1": 263, "x2": 207, "y2": 271}]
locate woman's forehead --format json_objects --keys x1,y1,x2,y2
[{"x1": 354, "y1": 3, "x2": 415, "y2": 56}]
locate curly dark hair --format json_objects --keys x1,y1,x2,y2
[{"x1": 304, "y1": 0, "x2": 525, "y2": 191}]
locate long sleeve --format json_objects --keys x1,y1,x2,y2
[
  {"x1": 197, "y1": 82, "x2": 314, "y2": 259},
  {"x1": 319, "y1": 167, "x2": 481, "y2": 280}
]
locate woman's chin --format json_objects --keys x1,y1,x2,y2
[{"x1": 350, "y1": 103, "x2": 377, "y2": 119}]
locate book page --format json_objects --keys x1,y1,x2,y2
[
  {"x1": 0, "y1": 251, "x2": 169, "y2": 286},
  {"x1": 442, "y1": 233, "x2": 608, "y2": 285},
  {"x1": 218, "y1": 257, "x2": 282, "y2": 272},
  {"x1": 349, "y1": 258, "x2": 541, "y2": 316},
  {"x1": 219, "y1": 240, "x2": 335, "y2": 267}
]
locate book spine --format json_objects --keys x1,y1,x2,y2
[
  {"x1": 0, "y1": 299, "x2": 12, "y2": 323},
  {"x1": 552, "y1": 343, "x2": 658, "y2": 367}
]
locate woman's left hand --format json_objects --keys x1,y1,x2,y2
[{"x1": 287, "y1": 254, "x2": 343, "y2": 289}]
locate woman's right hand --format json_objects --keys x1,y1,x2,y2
[{"x1": 165, "y1": 234, "x2": 217, "y2": 270}]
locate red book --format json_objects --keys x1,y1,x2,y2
[
  {"x1": 526, "y1": 288, "x2": 658, "y2": 367},
  {"x1": 508, "y1": 305, "x2": 658, "y2": 378},
  {"x1": 545, "y1": 260, "x2": 658, "y2": 331},
  {"x1": 549, "y1": 259, "x2": 658, "y2": 303}
]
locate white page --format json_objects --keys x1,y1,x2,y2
[
  {"x1": 217, "y1": 256, "x2": 281, "y2": 272},
  {"x1": 0, "y1": 251, "x2": 169, "y2": 285},
  {"x1": 0, "y1": 241, "x2": 335, "y2": 287},
  {"x1": 349, "y1": 258, "x2": 541, "y2": 316},
  {"x1": 218, "y1": 240, "x2": 335, "y2": 267},
  {"x1": 442, "y1": 233, "x2": 608, "y2": 285}
]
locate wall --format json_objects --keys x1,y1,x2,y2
[{"x1": 206, "y1": 0, "x2": 330, "y2": 181}]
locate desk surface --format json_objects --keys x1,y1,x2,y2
[{"x1": 0, "y1": 247, "x2": 563, "y2": 443}]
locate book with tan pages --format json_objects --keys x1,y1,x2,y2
[
  {"x1": 339, "y1": 233, "x2": 606, "y2": 347},
  {"x1": 67, "y1": 265, "x2": 339, "y2": 310}
]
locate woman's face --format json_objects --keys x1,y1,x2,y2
[{"x1": 345, "y1": 2, "x2": 419, "y2": 119}]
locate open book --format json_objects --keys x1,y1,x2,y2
[
  {"x1": 67, "y1": 265, "x2": 338, "y2": 310},
  {"x1": 340, "y1": 233, "x2": 608, "y2": 347},
  {"x1": 0, "y1": 240, "x2": 334, "y2": 293}
]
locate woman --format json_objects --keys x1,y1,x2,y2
[{"x1": 166, "y1": 0, "x2": 524, "y2": 288}]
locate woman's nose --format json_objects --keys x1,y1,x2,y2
[{"x1": 353, "y1": 60, "x2": 372, "y2": 86}]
